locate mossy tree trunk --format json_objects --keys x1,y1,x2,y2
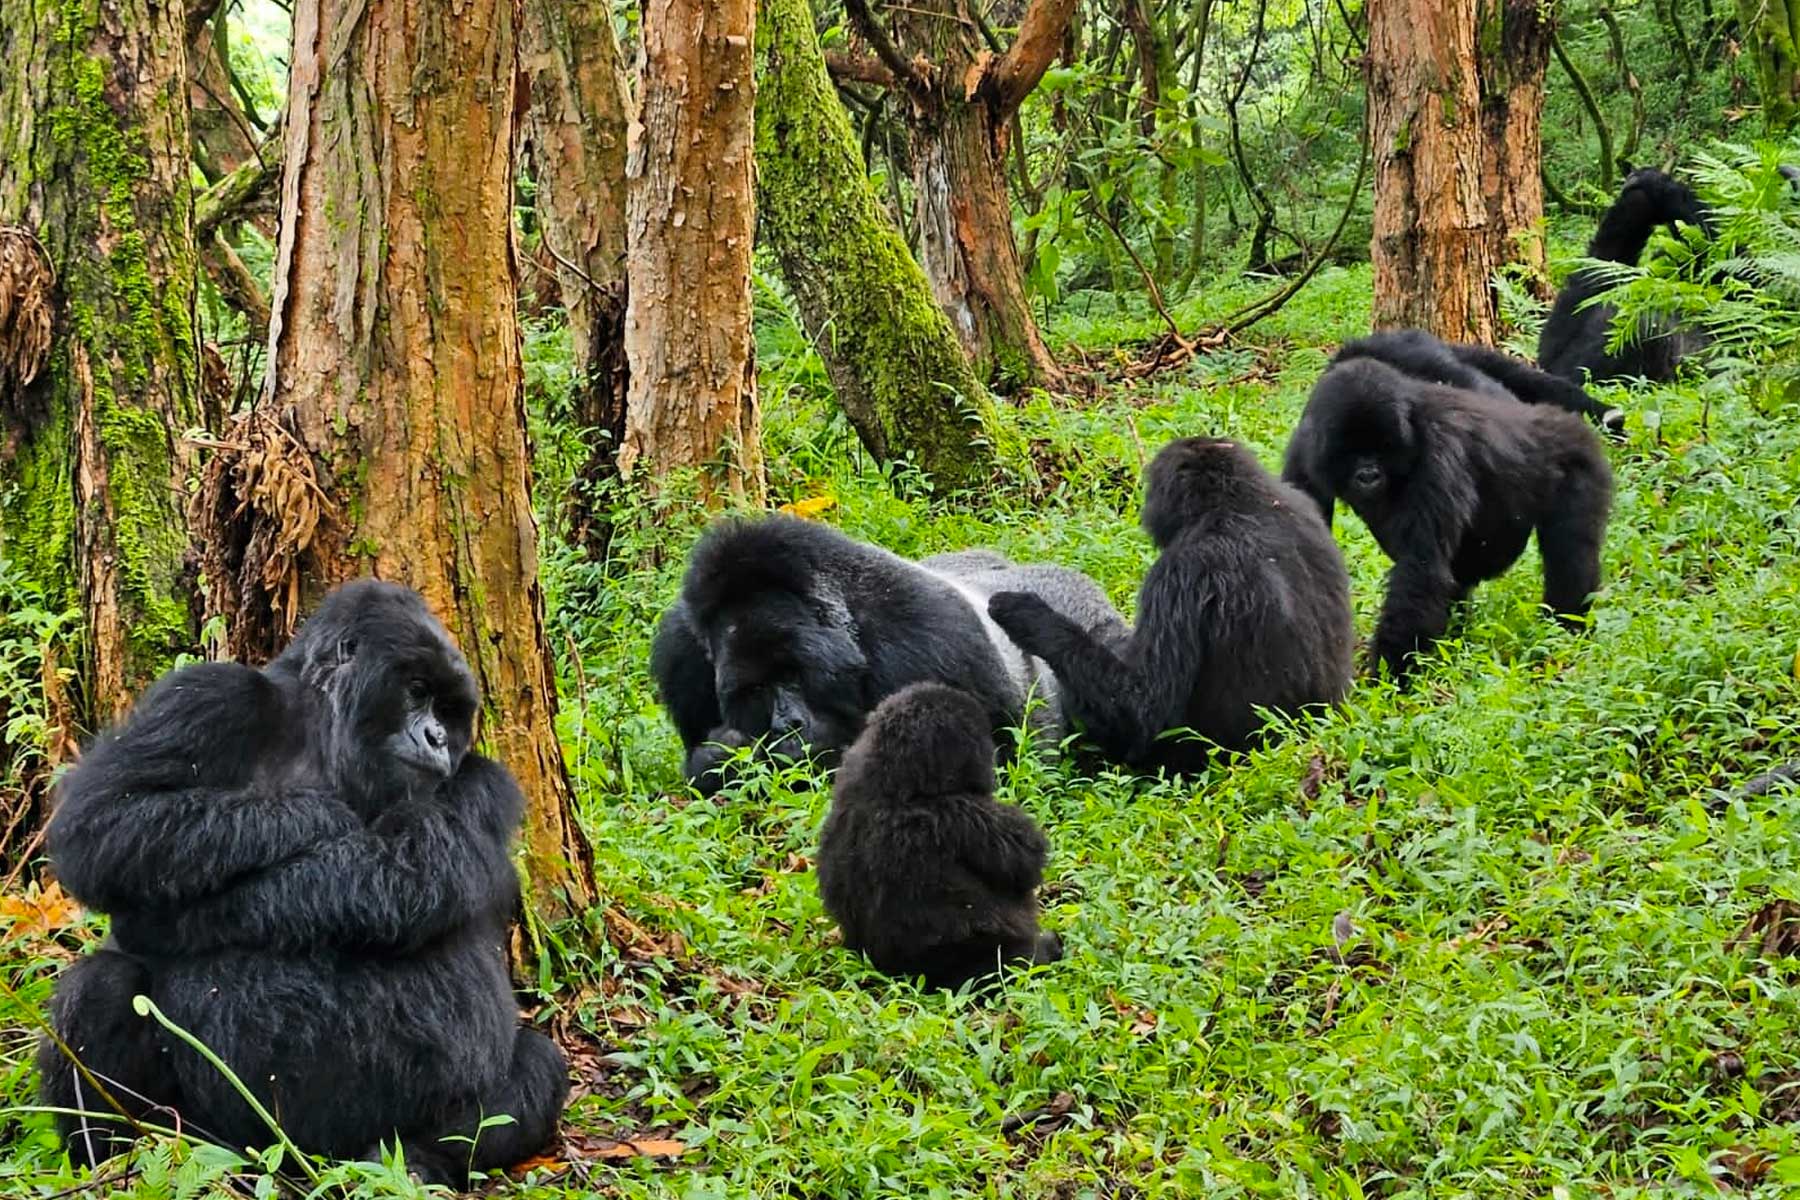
[
  {"x1": 848, "y1": 0, "x2": 1075, "y2": 391},
  {"x1": 618, "y1": 0, "x2": 765, "y2": 508},
  {"x1": 1366, "y1": 0, "x2": 1499, "y2": 342},
  {"x1": 1476, "y1": 0, "x2": 1552, "y2": 295},
  {"x1": 1738, "y1": 0, "x2": 1800, "y2": 131},
  {"x1": 257, "y1": 0, "x2": 595, "y2": 924},
  {"x1": 0, "y1": 0, "x2": 202, "y2": 720},
  {"x1": 757, "y1": 0, "x2": 996, "y2": 492},
  {"x1": 520, "y1": 0, "x2": 633, "y2": 557}
]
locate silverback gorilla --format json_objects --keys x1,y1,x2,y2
[
  {"x1": 816, "y1": 683, "x2": 1062, "y2": 990},
  {"x1": 988, "y1": 437, "x2": 1355, "y2": 773},
  {"x1": 1283, "y1": 359, "x2": 1613, "y2": 681},
  {"x1": 38, "y1": 581, "x2": 566, "y2": 1184},
  {"x1": 649, "y1": 517, "x2": 1125, "y2": 792}
]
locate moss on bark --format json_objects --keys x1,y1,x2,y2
[
  {"x1": 755, "y1": 0, "x2": 1001, "y2": 493},
  {"x1": 0, "y1": 0, "x2": 201, "y2": 712}
]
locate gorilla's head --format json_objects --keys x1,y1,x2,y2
[
  {"x1": 1298, "y1": 359, "x2": 1422, "y2": 520},
  {"x1": 685, "y1": 520, "x2": 874, "y2": 763},
  {"x1": 1141, "y1": 436, "x2": 1264, "y2": 547},
  {"x1": 277, "y1": 580, "x2": 480, "y2": 806},
  {"x1": 1614, "y1": 166, "x2": 1713, "y2": 237},
  {"x1": 837, "y1": 683, "x2": 995, "y2": 803}
]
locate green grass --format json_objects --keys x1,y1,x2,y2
[{"x1": 7, "y1": 267, "x2": 1800, "y2": 1198}]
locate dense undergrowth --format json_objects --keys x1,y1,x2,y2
[{"x1": 5, "y1": 259, "x2": 1800, "y2": 1198}]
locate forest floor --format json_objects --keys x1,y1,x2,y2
[{"x1": 5, "y1": 266, "x2": 1800, "y2": 1198}]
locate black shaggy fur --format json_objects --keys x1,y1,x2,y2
[
  {"x1": 1537, "y1": 167, "x2": 1712, "y2": 385},
  {"x1": 815, "y1": 683, "x2": 1062, "y2": 990},
  {"x1": 1334, "y1": 328, "x2": 1621, "y2": 431},
  {"x1": 650, "y1": 517, "x2": 1123, "y2": 793},
  {"x1": 1283, "y1": 359, "x2": 1613, "y2": 681},
  {"x1": 37, "y1": 581, "x2": 567, "y2": 1185},
  {"x1": 987, "y1": 437, "x2": 1355, "y2": 773}
]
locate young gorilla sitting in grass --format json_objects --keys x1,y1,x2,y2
[{"x1": 816, "y1": 683, "x2": 1062, "y2": 991}]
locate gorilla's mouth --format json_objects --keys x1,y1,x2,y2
[{"x1": 389, "y1": 732, "x2": 456, "y2": 780}]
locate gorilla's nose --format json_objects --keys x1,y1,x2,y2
[{"x1": 423, "y1": 718, "x2": 448, "y2": 749}]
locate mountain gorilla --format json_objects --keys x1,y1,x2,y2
[
  {"x1": 650, "y1": 517, "x2": 1125, "y2": 793},
  {"x1": 987, "y1": 438, "x2": 1354, "y2": 773},
  {"x1": 1537, "y1": 166, "x2": 1713, "y2": 385},
  {"x1": 816, "y1": 683, "x2": 1062, "y2": 990},
  {"x1": 38, "y1": 581, "x2": 566, "y2": 1185},
  {"x1": 1334, "y1": 328, "x2": 1622, "y2": 433},
  {"x1": 1283, "y1": 359, "x2": 1613, "y2": 682}
]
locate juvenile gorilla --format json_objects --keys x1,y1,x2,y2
[
  {"x1": 987, "y1": 438, "x2": 1354, "y2": 773},
  {"x1": 816, "y1": 683, "x2": 1062, "y2": 990},
  {"x1": 1283, "y1": 359, "x2": 1613, "y2": 681},
  {"x1": 1537, "y1": 166, "x2": 1712, "y2": 385},
  {"x1": 1334, "y1": 328, "x2": 1621, "y2": 431},
  {"x1": 38, "y1": 581, "x2": 566, "y2": 1184},
  {"x1": 650, "y1": 517, "x2": 1124, "y2": 792}
]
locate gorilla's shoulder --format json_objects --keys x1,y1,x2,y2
[
  {"x1": 683, "y1": 517, "x2": 869, "y2": 609},
  {"x1": 129, "y1": 661, "x2": 283, "y2": 725}
]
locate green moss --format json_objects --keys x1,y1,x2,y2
[{"x1": 754, "y1": 0, "x2": 1002, "y2": 492}]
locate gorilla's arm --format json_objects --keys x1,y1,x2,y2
[
  {"x1": 649, "y1": 602, "x2": 750, "y2": 789},
  {"x1": 988, "y1": 583, "x2": 1198, "y2": 765},
  {"x1": 953, "y1": 803, "x2": 1049, "y2": 896},
  {"x1": 1448, "y1": 343, "x2": 1617, "y2": 426},
  {"x1": 49, "y1": 663, "x2": 359, "y2": 914},
  {"x1": 1279, "y1": 439, "x2": 1336, "y2": 528},
  {"x1": 1368, "y1": 557, "x2": 1461, "y2": 681},
  {"x1": 115, "y1": 755, "x2": 524, "y2": 958}
]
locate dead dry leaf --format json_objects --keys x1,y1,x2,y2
[
  {"x1": 777, "y1": 494, "x2": 837, "y2": 519},
  {"x1": 0, "y1": 880, "x2": 83, "y2": 937}
]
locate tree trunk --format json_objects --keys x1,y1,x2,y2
[
  {"x1": 1476, "y1": 0, "x2": 1553, "y2": 293},
  {"x1": 253, "y1": 0, "x2": 594, "y2": 923},
  {"x1": 1738, "y1": 0, "x2": 1800, "y2": 131},
  {"x1": 1366, "y1": 0, "x2": 1498, "y2": 341},
  {"x1": 1123, "y1": 0, "x2": 1180, "y2": 282},
  {"x1": 619, "y1": 0, "x2": 764, "y2": 507},
  {"x1": 0, "y1": 0, "x2": 202, "y2": 719},
  {"x1": 187, "y1": 3, "x2": 262, "y2": 181},
  {"x1": 757, "y1": 0, "x2": 997, "y2": 492},
  {"x1": 519, "y1": 0, "x2": 633, "y2": 556},
  {"x1": 875, "y1": 0, "x2": 1074, "y2": 391}
]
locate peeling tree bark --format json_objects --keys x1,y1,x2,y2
[
  {"x1": 865, "y1": 0, "x2": 1075, "y2": 391},
  {"x1": 258, "y1": 0, "x2": 595, "y2": 924},
  {"x1": 1476, "y1": 0, "x2": 1552, "y2": 293},
  {"x1": 757, "y1": 0, "x2": 996, "y2": 492},
  {"x1": 0, "y1": 0, "x2": 202, "y2": 719},
  {"x1": 619, "y1": 0, "x2": 764, "y2": 506},
  {"x1": 519, "y1": 0, "x2": 633, "y2": 556},
  {"x1": 1366, "y1": 0, "x2": 1498, "y2": 341}
]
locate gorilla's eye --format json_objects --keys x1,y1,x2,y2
[{"x1": 405, "y1": 678, "x2": 432, "y2": 705}]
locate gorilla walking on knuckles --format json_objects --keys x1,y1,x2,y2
[
  {"x1": 816, "y1": 683, "x2": 1062, "y2": 990},
  {"x1": 650, "y1": 517, "x2": 1125, "y2": 792},
  {"x1": 38, "y1": 581, "x2": 567, "y2": 1184},
  {"x1": 988, "y1": 437, "x2": 1354, "y2": 773},
  {"x1": 1283, "y1": 358, "x2": 1613, "y2": 682}
]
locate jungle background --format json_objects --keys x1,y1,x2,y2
[{"x1": 3, "y1": 0, "x2": 1800, "y2": 1195}]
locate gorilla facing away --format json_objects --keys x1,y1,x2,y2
[
  {"x1": 816, "y1": 683, "x2": 1062, "y2": 991},
  {"x1": 1537, "y1": 167, "x2": 1712, "y2": 385},
  {"x1": 650, "y1": 517, "x2": 1124, "y2": 792},
  {"x1": 1333, "y1": 328, "x2": 1622, "y2": 432},
  {"x1": 38, "y1": 581, "x2": 566, "y2": 1185},
  {"x1": 1283, "y1": 359, "x2": 1613, "y2": 682},
  {"x1": 987, "y1": 437, "x2": 1354, "y2": 774}
]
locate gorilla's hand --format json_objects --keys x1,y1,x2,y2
[
  {"x1": 684, "y1": 727, "x2": 752, "y2": 797},
  {"x1": 986, "y1": 591, "x2": 1063, "y2": 657}
]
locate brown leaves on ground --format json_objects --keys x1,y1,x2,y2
[
  {"x1": 0, "y1": 880, "x2": 85, "y2": 948},
  {"x1": 1001, "y1": 1090, "x2": 1077, "y2": 1142},
  {"x1": 1734, "y1": 898, "x2": 1800, "y2": 962}
]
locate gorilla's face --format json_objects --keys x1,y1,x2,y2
[
  {"x1": 282, "y1": 579, "x2": 481, "y2": 804},
  {"x1": 711, "y1": 592, "x2": 870, "y2": 763},
  {"x1": 1320, "y1": 394, "x2": 1417, "y2": 519}
]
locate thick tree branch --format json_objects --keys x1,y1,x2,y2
[
  {"x1": 993, "y1": 0, "x2": 1080, "y2": 115},
  {"x1": 825, "y1": 50, "x2": 897, "y2": 88},
  {"x1": 194, "y1": 140, "x2": 281, "y2": 239},
  {"x1": 844, "y1": 0, "x2": 926, "y2": 97},
  {"x1": 202, "y1": 232, "x2": 271, "y2": 337}
]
